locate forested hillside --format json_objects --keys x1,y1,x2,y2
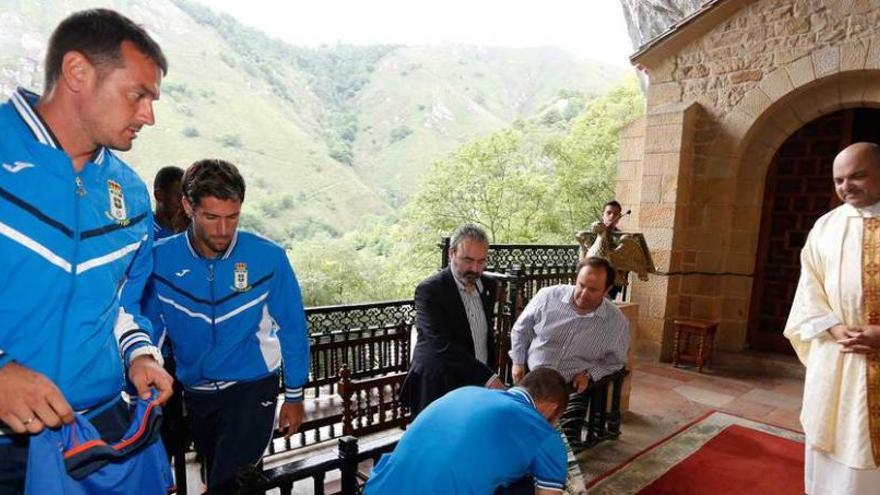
[
  {"x1": 0, "y1": 0, "x2": 625, "y2": 242},
  {"x1": 0, "y1": 1, "x2": 643, "y2": 305}
]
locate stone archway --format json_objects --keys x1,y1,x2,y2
[{"x1": 723, "y1": 67, "x2": 880, "y2": 353}]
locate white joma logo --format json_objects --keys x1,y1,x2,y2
[
  {"x1": 175, "y1": 269, "x2": 190, "y2": 277},
  {"x1": 2, "y1": 161, "x2": 35, "y2": 173},
  {"x1": 260, "y1": 401, "x2": 273, "y2": 407}
]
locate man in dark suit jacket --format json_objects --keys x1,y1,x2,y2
[{"x1": 401, "y1": 224, "x2": 506, "y2": 416}]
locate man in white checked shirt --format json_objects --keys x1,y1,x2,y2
[{"x1": 509, "y1": 256, "x2": 629, "y2": 447}]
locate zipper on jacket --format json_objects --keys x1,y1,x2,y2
[
  {"x1": 74, "y1": 176, "x2": 86, "y2": 197},
  {"x1": 207, "y1": 262, "x2": 216, "y2": 348},
  {"x1": 59, "y1": 173, "x2": 83, "y2": 392}
]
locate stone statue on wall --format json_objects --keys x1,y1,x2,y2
[{"x1": 576, "y1": 221, "x2": 655, "y2": 287}]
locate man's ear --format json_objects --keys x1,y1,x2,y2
[
  {"x1": 59, "y1": 51, "x2": 95, "y2": 93},
  {"x1": 181, "y1": 196, "x2": 194, "y2": 218},
  {"x1": 537, "y1": 401, "x2": 560, "y2": 424}
]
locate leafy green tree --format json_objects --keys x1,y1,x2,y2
[{"x1": 405, "y1": 129, "x2": 552, "y2": 243}]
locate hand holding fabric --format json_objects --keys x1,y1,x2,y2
[{"x1": 0, "y1": 361, "x2": 73, "y2": 434}]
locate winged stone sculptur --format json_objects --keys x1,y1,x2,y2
[{"x1": 575, "y1": 221, "x2": 655, "y2": 287}]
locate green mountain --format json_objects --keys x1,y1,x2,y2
[{"x1": 0, "y1": 0, "x2": 626, "y2": 242}]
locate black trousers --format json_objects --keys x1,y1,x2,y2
[
  {"x1": 0, "y1": 396, "x2": 131, "y2": 495},
  {"x1": 185, "y1": 374, "x2": 278, "y2": 495},
  {"x1": 161, "y1": 355, "x2": 188, "y2": 463}
]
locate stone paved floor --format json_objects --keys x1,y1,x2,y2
[{"x1": 577, "y1": 353, "x2": 805, "y2": 486}]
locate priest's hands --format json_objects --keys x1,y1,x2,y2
[{"x1": 832, "y1": 324, "x2": 880, "y2": 353}]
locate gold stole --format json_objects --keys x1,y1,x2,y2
[{"x1": 863, "y1": 217, "x2": 880, "y2": 465}]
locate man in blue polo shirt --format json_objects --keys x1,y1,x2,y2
[
  {"x1": 364, "y1": 367, "x2": 569, "y2": 495},
  {"x1": 0, "y1": 9, "x2": 172, "y2": 494}
]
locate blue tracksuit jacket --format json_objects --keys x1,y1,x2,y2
[
  {"x1": 0, "y1": 88, "x2": 154, "y2": 414},
  {"x1": 145, "y1": 230, "x2": 309, "y2": 402}
]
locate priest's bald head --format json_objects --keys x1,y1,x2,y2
[{"x1": 832, "y1": 142, "x2": 880, "y2": 208}]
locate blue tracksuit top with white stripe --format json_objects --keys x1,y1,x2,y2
[
  {"x1": 0, "y1": 89, "x2": 154, "y2": 410},
  {"x1": 145, "y1": 229, "x2": 309, "y2": 402}
]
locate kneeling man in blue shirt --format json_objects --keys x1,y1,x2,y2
[{"x1": 364, "y1": 367, "x2": 569, "y2": 495}]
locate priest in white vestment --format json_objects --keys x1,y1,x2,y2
[{"x1": 785, "y1": 142, "x2": 880, "y2": 494}]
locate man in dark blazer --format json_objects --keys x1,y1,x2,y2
[{"x1": 401, "y1": 224, "x2": 506, "y2": 416}]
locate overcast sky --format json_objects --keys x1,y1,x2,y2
[{"x1": 197, "y1": 0, "x2": 635, "y2": 67}]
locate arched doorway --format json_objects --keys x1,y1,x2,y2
[{"x1": 747, "y1": 108, "x2": 880, "y2": 353}]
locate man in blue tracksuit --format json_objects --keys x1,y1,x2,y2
[
  {"x1": 0, "y1": 9, "x2": 173, "y2": 494},
  {"x1": 144, "y1": 158, "x2": 310, "y2": 493}
]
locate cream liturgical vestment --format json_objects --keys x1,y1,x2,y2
[{"x1": 785, "y1": 202, "x2": 880, "y2": 490}]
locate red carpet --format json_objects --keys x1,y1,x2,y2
[{"x1": 637, "y1": 424, "x2": 803, "y2": 495}]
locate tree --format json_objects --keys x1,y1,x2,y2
[
  {"x1": 543, "y1": 76, "x2": 643, "y2": 237},
  {"x1": 405, "y1": 129, "x2": 552, "y2": 243}
]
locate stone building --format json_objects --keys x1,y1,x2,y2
[{"x1": 618, "y1": 0, "x2": 880, "y2": 358}]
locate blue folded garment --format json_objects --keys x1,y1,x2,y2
[{"x1": 25, "y1": 393, "x2": 172, "y2": 495}]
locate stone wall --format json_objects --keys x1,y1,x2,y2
[{"x1": 648, "y1": 0, "x2": 880, "y2": 118}]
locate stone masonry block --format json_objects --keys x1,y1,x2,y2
[
  {"x1": 651, "y1": 57, "x2": 677, "y2": 84},
  {"x1": 647, "y1": 82, "x2": 683, "y2": 107},
  {"x1": 641, "y1": 176, "x2": 663, "y2": 204},
  {"x1": 735, "y1": 180, "x2": 763, "y2": 207},
  {"x1": 722, "y1": 275, "x2": 752, "y2": 297},
  {"x1": 621, "y1": 117, "x2": 646, "y2": 139},
  {"x1": 758, "y1": 68, "x2": 794, "y2": 102},
  {"x1": 838, "y1": 78, "x2": 868, "y2": 107},
  {"x1": 645, "y1": 153, "x2": 681, "y2": 176},
  {"x1": 864, "y1": 79, "x2": 880, "y2": 105},
  {"x1": 646, "y1": 104, "x2": 692, "y2": 128},
  {"x1": 615, "y1": 180, "x2": 640, "y2": 205},
  {"x1": 737, "y1": 88, "x2": 772, "y2": 119},
  {"x1": 786, "y1": 55, "x2": 816, "y2": 88},
  {"x1": 840, "y1": 40, "x2": 870, "y2": 72},
  {"x1": 766, "y1": 104, "x2": 804, "y2": 136},
  {"x1": 812, "y1": 46, "x2": 840, "y2": 78},
  {"x1": 661, "y1": 175, "x2": 679, "y2": 204},
  {"x1": 640, "y1": 227, "x2": 674, "y2": 250},
  {"x1": 789, "y1": 92, "x2": 828, "y2": 125},
  {"x1": 865, "y1": 37, "x2": 880, "y2": 70},
  {"x1": 619, "y1": 136, "x2": 645, "y2": 162},
  {"x1": 721, "y1": 108, "x2": 754, "y2": 143},
  {"x1": 645, "y1": 124, "x2": 684, "y2": 154},
  {"x1": 617, "y1": 161, "x2": 638, "y2": 181},
  {"x1": 639, "y1": 204, "x2": 676, "y2": 228},
  {"x1": 729, "y1": 69, "x2": 764, "y2": 84},
  {"x1": 812, "y1": 82, "x2": 843, "y2": 114}
]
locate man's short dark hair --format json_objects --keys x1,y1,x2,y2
[
  {"x1": 183, "y1": 159, "x2": 246, "y2": 207},
  {"x1": 576, "y1": 256, "x2": 616, "y2": 289},
  {"x1": 44, "y1": 9, "x2": 168, "y2": 92},
  {"x1": 603, "y1": 200, "x2": 622, "y2": 211},
  {"x1": 153, "y1": 166, "x2": 184, "y2": 192},
  {"x1": 520, "y1": 368, "x2": 568, "y2": 411},
  {"x1": 450, "y1": 224, "x2": 489, "y2": 251}
]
